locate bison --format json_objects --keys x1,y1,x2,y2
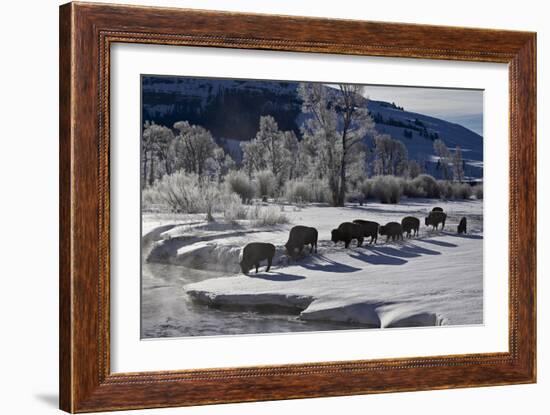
[
  {"x1": 379, "y1": 222, "x2": 403, "y2": 242},
  {"x1": 425, "y1": 211, "x2": 447, "y2": 230},
  {"x1": 331, "y1": 222, "x2": 364, "y2": 248},
  {"x1": 401, "y1": 216, "x2": 420, "y2": 238},
  {"x1": 285, "y1": 225, "x2": 318, "y2": 259},
  {"x1": 239, "y1": 242, "x2": 276, "y2": 275},
  {"x1": 457, "y1": 217, "x2": 467, "y2": 234},
  {"x1": 352, "y1": 219, "x2": 379, "y2": 244},
  {"x1": 431, "y1": 207, "x2": 444, "y2": 212}
]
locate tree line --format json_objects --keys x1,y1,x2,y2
[{"x1": 142, "y1": 83, "x2": 468, "y2": 207}]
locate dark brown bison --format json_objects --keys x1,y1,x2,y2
[
  {"x1": 352, "y1": 219, "x2": 379, "y2": 244},
  {"x1": 401, "y1": 216, "x2": 420, "y2": 238},
  {"x1": 239, "y1": 242, "x2": 275, "y2": 275},
  {"x1": 285, "y1": 226, "x2": 318, "y2": 259},
  {"x1": 431, "y1": 207, "x2": 444, "y2": 212},
  {"x1": 379, "y1": 222, "x2": 403, "y2": 242},
  {"x1": 331, "y1": 222, "x2": 364, "y2": 248},
  {"x1": 457, "y1": 217, "x2": 467, "y2": 234},
  {"x1": 425, "y1": 211, "x2": 447, "y2": 230}
]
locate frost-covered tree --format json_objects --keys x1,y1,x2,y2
[
  {"x1": 256, "y1": 116, "x2": 290, "y2": 179},
  {"x1": 240, "y1": 115, "x2": 297, "y2": 187},
  {"x1": 205, "y1": 147, "x2": 236, "y2": 182},
  {"x1": 452, "y1": 146, "x2": 465, "y2": 183},
  {"x1": 281, "y1": 130, "x2": 301, "y2": 181},
  {"x1": 240, "y1": 138, "x2": 266, "y2": 178},
  {"x1": 433, "y1": 139, "x2": 452, "y2": 180},
  {"x1": 254, "y1": 170, "x2": 277, "y2": 200},
  {"x1": 372, "y1": 134, "x2": 408, "y2": 176},
  {"x1": 173, "y1": 121, "x2": 220, "y2": 178},
  {"x1": 142, "y1": 121, "x2": 175, "y2": 187},
  {"x1": 407, "y1": 159, "x2": 422, "y2": 179},
  {"x1": 298, "y1": 83, "x2": 375, "y2": 206}
]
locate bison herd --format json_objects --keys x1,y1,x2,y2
[{"x1": 239, "y1": 207, "x2": 469, "y2": 275}]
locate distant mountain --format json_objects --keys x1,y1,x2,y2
[{"x1": 142, "y1": 76, "x2": 483, "y2": 180}]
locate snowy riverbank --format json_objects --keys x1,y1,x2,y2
[
  {"x1": 142, "y1": 199, "x2": 483, "y2": 334},
  {"x1": 185, "y1": 232, "x2": 483, "y2": 328}
]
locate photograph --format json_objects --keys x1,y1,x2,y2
[{"x1": 140, "y1": 76, "x2": 484, "y2": 338}]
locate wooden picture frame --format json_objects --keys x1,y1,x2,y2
[{"x1": 59, "y1": 2, "x2": 536, "y2": 412}]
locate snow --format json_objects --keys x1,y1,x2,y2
[
  {"x1": 185, "y1": 232, "x2": 482, "y2": 328},
  {"x1": 143, "y1": 199, "x2": 483, "y2": 330}
]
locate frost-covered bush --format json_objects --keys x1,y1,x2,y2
[
  {"x1": 473, "y1": 183, "x2": 483, "y2": 199},
  {"x1": 307, "y1": 179, "x2": 332, "y2": 203},
  {"x1": 142, "y1": 186, "x2": 164, "y2": 211},
  {"x1": 372, "y1": 175, "x2": 403, "y2": 204},
  {"x1": 221, "y1": 193, "x2": 248, "y2": 222},
  {"x1": 249, "y1": 205, "x2": 289, "y2": 226},
  {"x1": 437, "y1": 180, "x2": 454, "y2": 200},
  {"x1": 452, "y1": 183, "x2": 473, "y2": 200},
  {"x1": 254, "y1": 170, "x2": 277, "y2": 200},
  {"x1": 225, "y1": 170, "x2": 255, "y2": 203},
  {"x1": 360, "y1": 179, "x2": 375, "y2": 200},
  {"x1": 405, "y1": 174, "x2": 440, "y2": 199},
  {"x1": 284, "y1": 179, "x2": 331, "y2": 204},
  {"x1": 153, "y1": 171, "x2": 211, "y2": 213},
  {"x1": 284, "y1": 180, "x2": 311, "y2": 204}
]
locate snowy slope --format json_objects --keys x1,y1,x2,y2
[{"x1": 365, "y1": 100, "x2": 483, "y2": 179}]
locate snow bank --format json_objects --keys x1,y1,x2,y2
[{"x1": 185, "y1": 233, "x2": 483, "y2": 328}]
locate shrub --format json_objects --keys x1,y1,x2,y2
[
  {"x1": 405, "y1": 174, "x2": 440, "y2": 198},
  {"x1": 154, "y1": 171, "x2": 211, "y2": 213},
  {"x1": 307, "y1": 179, "x2": 332, "y2": 203},
  {"x1": 372, "y1": 175, "x2": 403, "y2": 204},
  {"x1": 473, "y1": 183, "x2": 483, "y2": 199},
  {"x1": 452, "y1": 183, "x2": 473, "y2": 199},
  {"x1": 142, "y1": 186, "x2": 164, "y2": 211},
  {"x1": 284, "y1": 180, "x2": 311, "y2": 204},
  {"x1": 437, "y1": 180, "x2": 453, "y2": 200},
  {"x1": 360, "y1": 179, "x2": 374, "y2": 200},
  {"x1": 149, "y1": 171, "x2": 254, "y2": 221},
  {"x1": 250, "y1": 205, "x2": 289, "y2": 226},
  {"x1": 284, "y1": 178, "x2": 332, "y2": 204},
  {"x1": 254, "y1": 170, "x2": 277, "y2": 200},
  {"x1": 221, "y1": 193, "x2": 248, "y2": 222},
  {"x1": 225, "y1": 170, "x2": 255, "y2": 203}
]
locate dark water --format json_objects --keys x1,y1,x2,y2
[{"x1": 141, "y1": 262, "x2": 363, "y2": 338}]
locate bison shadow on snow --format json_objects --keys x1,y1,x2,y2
[
  {"x1": 299, "y1": 255, "x2": 362, "y2": 274},
  {"x1": 373, "y1": 243, "x2": 441, "y2": 258},
  {"x1": 420, "y1": 238, "x2": 458, "y2": 248},
  {"x1": 249, "y1": 272, "x2": 306, "y2": 282},
  {"x1": 350, "y1": 241, "x2": 442, "y2": 266},
  {"x1": 446, "y1": 232, "x2": 484, "y2": 240},
  {"x1": 349, "y1": 250, "x2": 408, "y2": 266}
]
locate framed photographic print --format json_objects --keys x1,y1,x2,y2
[{"x1": 59, "y1": 2, "x2": 536, "y2": 412}]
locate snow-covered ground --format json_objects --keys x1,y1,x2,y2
[{"x1": 142, "y1": 199, "x2": 483, "y2": 336}]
